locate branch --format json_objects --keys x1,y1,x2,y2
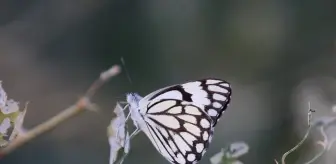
[{"x1": 0, "y1": 65, "x2": 121, "y2": 157}]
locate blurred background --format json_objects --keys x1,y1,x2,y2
[{"x1": 1, "y1": 0, "x2": 336, "y2": 164}]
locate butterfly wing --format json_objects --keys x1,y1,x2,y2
[
  {"x1": 141, "y1": 99, "x2": 213, "y2": 164},
  {"x1": 140, "y1": 78, "x2": 232, "y2": 126}
]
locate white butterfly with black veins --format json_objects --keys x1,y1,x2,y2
[{"x1": 126, "y1": 78, "x2": 232, "y2": 164}]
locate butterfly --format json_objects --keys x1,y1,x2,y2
[{"x1": 125, "y1": 78, "x2": 232, "y2": 164}]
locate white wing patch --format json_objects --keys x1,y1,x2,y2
[
  {"x1": 150, "y1": 90, "x2": 183, "y2": 102},
  {"x1": 213, "y1": 93, "x2": 227, "y2": 101},
  {"x1": 207, "y1": 109, "x2": 218, "y2": 117},
  {"x1": 168, "y1": 106, "x2": 183, "y2": 114},
  {"x1": 178, "y1": 115, "x2": 197, "y2": 124},
  {"x1": 182, "y1": 82, "x2": 211, "y2": 107},
  {"x1": 196, "y1": 143, "x2": 204, "y2": 153},
  {"x1": 181, "y1": 79, "x2": 231, "y2": 126},
  {"x1": 148, "y1": 100, "x2": 177, "y2": 113},
  {"x1": 205, "y1": 79, "x2": 223, "y2": 84},
  {"x1": 148, "y1": 115, "x2": 181, "y2": 129},
  {"x1": 212, "y1": 102, "x2": 222, "y2": 108},
  {"x1": 202, "y1": 131, "x2": 209, "y2": 141},
  {"x1": 184, "y1": 106, "x2": 202, "y2": 115},
  {"x1": 200, "y1": 119, "x2": 210, "y2": 128},
  {"x1": 180, "y1": 132, "x2": 197, "y2": 145},
  {"x1": 208, "y1": 85, "x2": 227, "y2": 93}
]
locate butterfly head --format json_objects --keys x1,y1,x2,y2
[
  {"x1": 126, "y1": 92, "x2": 145, "y2": 124},
  {"x1": 126, "y1": 92, "x2": 142, "y2": 108}
]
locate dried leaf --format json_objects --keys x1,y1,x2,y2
[
  {"x1": 226, "y1": 142, "x2": 249, "y2": 158},
  {"x1": 0, "y1": 82, "x2": 27, "y2": 148},
  {"x1": 107, "y1": 103, "x2": 130, "y2": 164},
  {"x1": 0, "y1": 82, "x2": 7, "y2": 108},
  {"x1": 210, "y1": 142, "x2": 249, "y2": 164},
  {"x1": 210, "y1": 148, "x2": 225, "y2": 164}
]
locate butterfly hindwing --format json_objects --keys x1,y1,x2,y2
[
  {"x1": 142, "y1": 78, "x2": 232, "y2": 126},
  {"x1": 142, "y1": 99, "x2": 214, "y2": 164}
]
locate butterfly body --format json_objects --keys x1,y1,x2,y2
[{"x1": 126, "y1": 78, "x2": 232, "y2": 164}]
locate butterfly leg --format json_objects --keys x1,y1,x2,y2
[
  {"x1": 116, "y1": 132, "x2": 131, "y2": 164},
  {"x1": 115, "y1": 127, "x2": 140, "y2": 164},
  {"x1": 116, "y1": 154, "x2": 127, "y2": 164},
  {"x1": 116, "y1": 150, "x2": 130, "y2": 164},
  {"x1": 118, "y1": 101, "x2": 128, "y2": 105},
  {"x1": 116, "y1": 103, "x2": 131, "y2": 137},
  {"x1": 115, "y1": 125, "x2": 139, "y2": 164},
  {"x1": 129, "y1": 128, "x2": 140, "y2": 139},
  {"x1": 124, "y1": 110, "x2": 131, "y2": 122},
  {"x1": 116, "y1": 102, "x2": 129, "y2": 111}
]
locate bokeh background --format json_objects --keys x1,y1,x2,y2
[{"x1": 1, "y1": 0, "x2": 336, "y2": 164}]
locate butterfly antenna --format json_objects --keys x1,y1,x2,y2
[{"x1": 121, "y1": 57, "x2": 133, "y2": 85}]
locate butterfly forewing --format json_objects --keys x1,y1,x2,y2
[
  {"x1": 142, "y1": 78, "x2": 232, "y2": 126},
  {"x1": 143, "y1": 99, "x2": 214, "y2": 164}
]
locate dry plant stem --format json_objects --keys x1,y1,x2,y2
[
  {"x1": 304, "y1": 126, "x2": 327, "y2": 164},
  {"x1": 281, "y1": 126, "x2": 312, "y2": 164},
  {"x1": 280, "y1": 105, "x2": 314, "y2": 164},
  {"x1": 0, "y1": 65, "x2": 121, "y2": 156},
  {"x1": 0, "y1": 102, "x2": 89, "y2": 155}
]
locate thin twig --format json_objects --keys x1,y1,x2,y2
[
  {"x1": 281, "y1": 126, "x2": 312, "y2": 164},
  {"x1": 85, "y1": 65, "x2": 121, "y2": 98},
  {"x1": 0, "y1": 65, "x2": 121, "y2": 156},
  {"x1": 280, "y1": 102, "x2": 315, "y2": 164}
]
